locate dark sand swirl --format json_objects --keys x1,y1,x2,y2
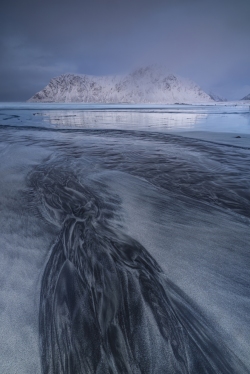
[{"x1": 28, "y1": 166, "x2": 246, "y2": 374}]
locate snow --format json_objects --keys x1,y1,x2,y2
[
  {"x1": 28, "y1": 65, "x2": 213, "y2": 104},
  {"x1": 209, "y1": 92, "x2": 226, "y2": 102},
  {"x1": 241, "y1": 93, "x2": 250, "y2": 100}
]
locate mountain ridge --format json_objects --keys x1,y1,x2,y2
[
  {"x1": 209, "y1": 92, "x2": 226, "y2": 102},
  {"x1": 241, "y1": 93, "x2": 250, "y2": 100},
  {"x1": 29, "y1": 66, "x2": 213, "y2": 104}
]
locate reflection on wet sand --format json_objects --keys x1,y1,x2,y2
[{"x1": 41, "y1": 110, "x2": 207, "y2": 130}]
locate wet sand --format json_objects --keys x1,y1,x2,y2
[{"x1": 0, "y1": 106, "x2": 249, "y2": 373}]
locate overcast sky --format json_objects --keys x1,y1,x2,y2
[{"x1": 1, "y1": 0, "x2": 249, "y2": 101}]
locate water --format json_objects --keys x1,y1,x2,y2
[
  {"x1": 0, "y1": 103, "x2": 249, "y2": 373},
  {"x1": 0, "y1": 102, "x2": 250, "y2": 133}
]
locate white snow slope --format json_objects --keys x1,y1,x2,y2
[
  {"x1": 29, "y1": 66, "x2": 213, "y2": 104},
  {"x1": 241, "y1": 93, "x2": 250, "y2": 100}
]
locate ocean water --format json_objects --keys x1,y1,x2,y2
[
  {"x1": 0, "y1": 103, "x2": 250, "y2": 373},
  {"x1": 0, "y1": 102, "x2": 250, "y2": 133}
]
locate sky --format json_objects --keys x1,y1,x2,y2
[{"x1": 0, "y1": 0, "x2": 249, "y2": 101}]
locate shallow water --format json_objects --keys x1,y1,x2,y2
[
  {"x1": 0, "y1": 104, "x2": 249, "y2": 373},
  {"x1": 0, "y1": 102, "x2": 250, "y2": 133}
]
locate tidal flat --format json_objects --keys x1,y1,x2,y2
[{"x1": 0, "y1": 103, "x2": 249, "y2": 373}]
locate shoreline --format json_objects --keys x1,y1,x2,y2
[{"x1": 172, "y1": 130, "x2": 250, "y2": 148}]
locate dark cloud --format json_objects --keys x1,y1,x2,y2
[{"x1": 1, "y1": 0, "x2": 249, "y2": 100}]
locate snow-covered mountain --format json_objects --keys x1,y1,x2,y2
[
  {"x1": 241, "y1": 93, "x2": 250, "y2": 100},
  {"x1": 29, "y1": 66, "x2": 213, "y2": 104},
  {"x1": 209, "y1": 92, "x2": 226, "y2": 102}
]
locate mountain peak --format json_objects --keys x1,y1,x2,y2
[
  {"x1": 241, "y1": 93, "x2": 250, "y2": 100},
  {"x1": 28, "y1": 67, "x2": 213, "y2": 104}
]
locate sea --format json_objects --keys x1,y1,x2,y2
[{"x1": 0, "y1": 102, "x2": 250, "y2": 374}]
